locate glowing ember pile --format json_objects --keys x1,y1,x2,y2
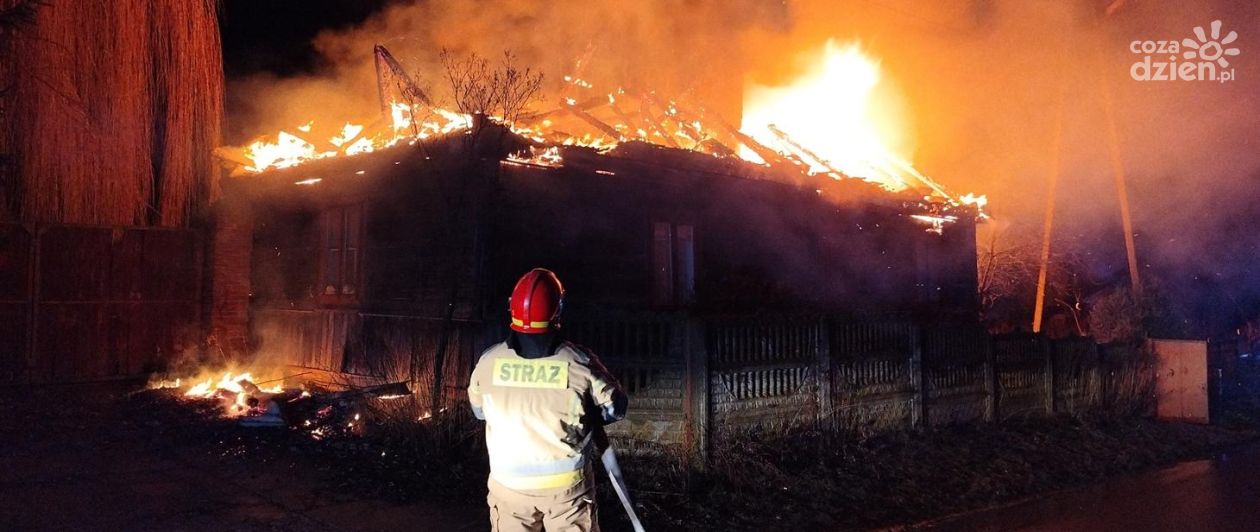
[
  {"x1": 219, "y1": 42, "x2": 987, "y2": 229},
  {"x1": 150, "y1": 370, "x2": 287, "y2": 419},
  {"x1": 505, "y1": 146, "x2": 564, "y2": 168},
  {"x1": 146, "y1": 368, "x2": 432, "y2": 440}
]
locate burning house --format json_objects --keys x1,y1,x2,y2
[{"x1": 205, "y1": 46, "x2": 982, "y2": 416}]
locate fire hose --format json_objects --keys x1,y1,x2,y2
[
  {"x1": 600, "y1": 446, "x2": 646, "y2": 532},
  {"x1": 593, "y1": 426, "x2": 645, "y2": 531}
]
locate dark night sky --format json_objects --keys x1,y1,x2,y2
[{"x1": 220, "y1": 0, "x2": 396, "y2": 77}]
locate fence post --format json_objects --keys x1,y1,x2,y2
[
  {"x1": 815, "y1": 317, "x2": 832, "y2": 434},
  {"x1": 25, "y1": 223, "x2": 40, "y2": 384},
  {"x1": 1043, "y1": 337, "x2": 1056, "y2": 415},
  {"x1": 984, "y1": 335, "x2": 997, "y2": 423},
  {"x1": 684, "y1": 314, "x2": 708, "y2": 468},
  {"x1": 910, "y1": 323, "x2": 925, "y2": 429},
  {"x1": 1089, "y1": 341, "x2": 1103, "y2": 410}
]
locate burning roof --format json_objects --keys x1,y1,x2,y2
[{"x1": 217, "y1": 43, "x2": 986, "y2": 231}]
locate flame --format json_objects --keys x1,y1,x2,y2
[
  {"x1": 910, "y1": 214, "x2": 958, "y2": 235},
  {"x1": 235, "y1": 100, "x2": 475, "y2": 174},
  {"x1": 391, "y1": 102, "x2": 410, "y2": 130},
  {"x1": 243, "y1": 131, "x2": 329, "y2": 173},
  {"x1": 740, "y1": 40, "x2": 915, "y2": 193},
  {"x1": 150, "y1": 369, "x2": 284, "y2": 417},
  {"x1": 182, "y1": 371, "x2": 283, "y2": 396},
  {"x1": 960, "y1": 193, "x2": 988, "y2": 210},
  {"x1": 505, "y1": 146, "x2": 564, "y2": 168},
  {"x1": 329, "y1": 123, "x2": 364, "y2": 147}
]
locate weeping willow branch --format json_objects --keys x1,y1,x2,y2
[{"x1": 2, "y1": 0, "x2": 223, "y2": 226}]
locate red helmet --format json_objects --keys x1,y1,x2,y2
[{"x1": 509, "y1": 268, "x2": 565, "y2": 334}]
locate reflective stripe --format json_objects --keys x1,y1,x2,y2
[
  {"x1": 511, "y1": 317, "x2": 550, "y2": 329},
  {"x1": 492, "y1": 469, "x2": 583, "y2": 491},
  {"x1": 491, "y1": 453, "x2": 586, "y2": 477}
]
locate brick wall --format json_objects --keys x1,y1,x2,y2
[{"x1": 205, "y1": 198, "x2": 253, "y2": 360}]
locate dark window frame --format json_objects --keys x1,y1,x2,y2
[
  {"x1": 318, "y1": 203, "x2": 365, "y2": 307},
  {"x1": 651, "y1": 221, "x2": 696, "y2": 308}
]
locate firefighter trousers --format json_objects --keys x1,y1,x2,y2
[{"x1": 486, "y1": 473, "x2": 599, "y2": 532}]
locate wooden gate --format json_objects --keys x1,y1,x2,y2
[{"x1": 0, "y1": 223, "x2": 202, "y2": 384}]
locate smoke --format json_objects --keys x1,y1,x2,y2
[
  {"x1": 742, "y1": 0, "x2": 1260, "y2": 324},
  {"x1": 227, "y1": 0, "x2": 1260, "y2": 324},
  {"x1": 225, "y1": 0, "x2": 790, "y2": 142}
]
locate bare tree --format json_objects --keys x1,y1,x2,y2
[
  {"x1": 439, "y1": 49, "x2": 543, "y2": 125},
  {"x1": 977, "y1": 229, "x2": 1035, "y2": 322},
  {"x1": 1046, "y1": 249, "x2": 1091, "y2": 337},
  {"x1": 978, "y1": 228, "x2": 1097, "y2": 336},
  {"x1": 424, "y1": 49, "x2": 543, "y2": 412}
]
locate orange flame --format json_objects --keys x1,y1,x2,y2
[{"x1": 741, "y1": 40, "x2": 915, "y2": 192}]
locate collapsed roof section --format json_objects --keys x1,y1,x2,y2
[{"x1": 218, "y1": 45, "x2": 981, "y2": 229}]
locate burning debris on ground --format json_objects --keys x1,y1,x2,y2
[
  {"x1": 123, "y1": 380, "x2": 493, "y2": 502},
  {"x1": 143, "y1": 369, "x2": 429, "y2": 438}
]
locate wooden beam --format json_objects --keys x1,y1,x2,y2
[
  {"x1": 635, "y1": 95, "x2": 680, "y2": 148},
  {"x1": 565, "y1": 104, "x2": 622, "y2": 141}
]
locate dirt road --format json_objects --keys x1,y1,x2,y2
[{"x1": 923, "y1": 443, "x2": 1260, "y2": 531}]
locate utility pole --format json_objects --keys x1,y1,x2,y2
[
  {"x1": 1098, "y1": 3, "x2": 1143, "y2": 295},
  {"x1": 1033, "y1": 63, "x2": 1071, "y2": 333},
  {"x1": 1100, "y1": 68, "x2": 1142, "y2": 295}
]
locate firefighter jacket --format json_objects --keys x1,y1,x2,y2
[{"x1": 468, "y1": 340, "x2": 627, "y2": 492}]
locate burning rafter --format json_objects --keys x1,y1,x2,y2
[{"x1": 564, "y1": 102, "x2": 623, "y2": 141}]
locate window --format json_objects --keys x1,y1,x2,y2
[
  {"x1": 319, "y1": 203, "x2": 363, "y2": 306},
  {"x1": 651, "y1": 222, "x2": 695, "y2": 307}
]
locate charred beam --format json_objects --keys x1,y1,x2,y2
[
  {"x1": 565, "y1": 104, "x2": 623, "y2": 141},
  {"x1": 766, "y1": 125, "x2": 845, "y2": 177},
  {"x1": 635, "y1": 95, "x2": 680, "y2": 148},
  {"x1": 703, "y1": 110, "x2": 796, "y2": 172},
  {"x1": 664, "y1": 100, "x2": 739, "y2": 155},
  {"x1": 606, "y1": 97, "x2": 648, "y2": 142}
]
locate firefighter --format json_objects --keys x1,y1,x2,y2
[{"x1": 468, "y1": 268, "x2": 628, "y2": 532}]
